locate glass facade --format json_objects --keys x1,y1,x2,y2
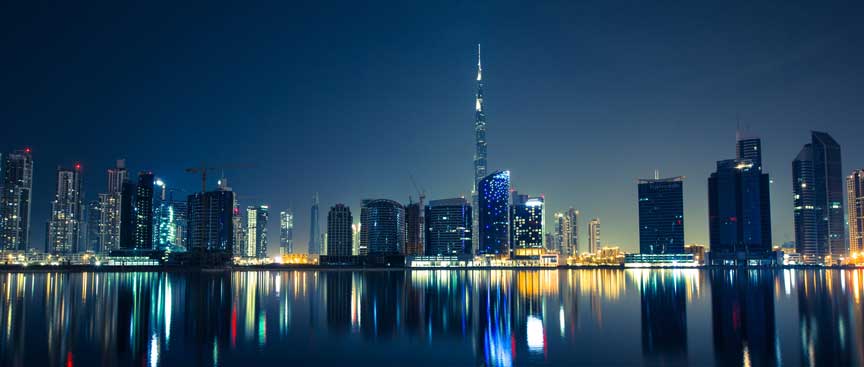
[
  {"x1": 280, "y1": 210, "x2": 294, "y2": 255},
  {"x1": 186, "y1": 189, "x2": 235, "y2": 253},
  {"x1": 425, "y1": 198, "x2": 472, "y2": 256},
  {"x1": 638, "y1": 177, "x2": 684, "y2": 254},
  {"x1": 0, "y1": 149, "x2": 33, "y2": 251},
  {"x1": 326, "y1": 204, "x2": 353, "y2": 257},
  {"x1": 360, "y1": 199, "x2": 406, "y2": 255},
  {"x1": 510, "y1": 195, "x2": 544, "y2": 258},
  {"x1": 793, "y1": 131, "x2": 845, "y2": 263},
  {"x1": 477, "y1": 170, "x2": 510, "y2": 255}
]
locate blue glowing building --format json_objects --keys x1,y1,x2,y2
[{"x1": 477, "y1": 170, "x2": 510, "y2": 256}]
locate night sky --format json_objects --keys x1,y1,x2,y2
[{"x1": 2, "y1": 1, "x2": 863, "y2": 254}]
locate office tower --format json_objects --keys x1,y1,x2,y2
[
  {"x1": 83, "y1": 200, "x2": 101, "y2": 252},
  {"x1": 425, "y1": 197, "x2": 472, "y2": 256},
  {"x1": 279, "y1": 209, "x2": 294, "y2": 255},
  {"x1": 472, "y1": 44, "x2": 487, "y2": 256},
  {"x1": 848, "y1": 169, "x2": 864, "y2": 254},
  {"x1": 638, "y1": 176, "x2": 685, "y2": 254},
  {"x1": 245, "y1": 205, "x2": 269, "y2": 259},
  {"x1": 119, "y1": 181, "x2": 136, "y2": 249},
  {"x1": 554, "y1": 208, "x2": 579, "y2": 257},
  {"x1": 352, "y1": 223, "x2": 361, "y2": 255},
  {"x1": 588, "y1": 218, "x2": 600, "y2": 254},
  {"x1": 793, "y1": 131, "x2": 845, "y2": 263},
  {"x1": 309, "y1": 193, "x2": 321, "y2": 255},
  {"x1": 187, "y1": 187, "x2": 235, "y2": 253},
  {"x1": 709, "y1": 159, "x2": 773, "y2": 264},
  {"x1": 153, "y1": 178, "x2": 177, "y2": 250},
  {"x1": 47, "y1": 164, "x2": 83, "y2": 253},
  {"x1": 97, "y1": 159, "x2": 127, "y2": 252},
  {"x1": 405, "y1": 201, "x2": 424, "y2": 255},
  {"x1": 0, "y1": 148, "x2": 33, "y2": 251},
  {"x1": 510, "y1": 195, "x2": 544, "y2": 258},
  {"x1": 359, "y1": 199, "x2": 406, "y2": 255},
  {"x1": 134, "y1": 171, "x2": 154, "y2": 250},
  {"x1": 735, "y1": 135, "x2": 763, "y2": 170},
  {"x1": 172, "y1": 197, "x2": 187, "y2": 250},
  {"x1": 477, "y1": 170, "x2": 510, "y2": 255},
  {"x1": 326, "y1": 204, "x2": 353, "y2": 257}
]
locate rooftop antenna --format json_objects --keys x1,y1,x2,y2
[{"x1": 654, "y1": 169, "x2": 660, "y2": 180}]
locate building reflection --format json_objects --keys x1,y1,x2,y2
[
  {"x1": 710, "y1": 270, "x2": 777, "y2": 367},
  {"x1": 637, "y1": 270, "x2": 688, "y2": 365},
  {"x1": 797, "y1": 270, "x2": 855, "y2": 366}
]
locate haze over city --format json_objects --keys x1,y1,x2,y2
[{"x1": 3, "y1": 0, "x2": 863, "y2": 254}]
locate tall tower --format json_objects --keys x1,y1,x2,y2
[
  {"x1": 588, "y1": 218, "x2": 600, "y2": 254},
  {"x1": 793, "y1": 131, "x2": 844, "y2": 264},
  {"x1": 326, "y1": 204, "x2": 353, "y2": 257},
  {"x1": 0, "y1": 148, "x2": 34, "y2": 251},
  {"x1": 47, "y1": 164, "x2": 83, "y2": 253},
  {"x1": 472, "y1": 44, "x2": 487, "y2": 255},
  {"x1": 309, "y1": 193, "x2": 320, "y2": 255},
  {"x1": 848, "y1": 170, "x2": 864, "y2": 255},
  {"x1": 280, "y1": 209, "x2": 294, "y2": 255}
]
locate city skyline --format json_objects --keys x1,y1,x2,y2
[{"x1": 3, "y1": 1, "x2": 864, "y2": 254}]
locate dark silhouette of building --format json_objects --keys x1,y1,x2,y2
[
  {"x1": 405, "y1": 201, "x2": 424, "y2": 256},
  {"x1": 119, "y1": 181, "x2": 136, "y2": 249},
  {"x1": 425, "y1": 198, "x2": 472, "y2": 255},
  {"x1": 360, "y1": 199, "x2": 405, "y2": 255},
  {"x1": 186, "y1": 188, "x2": 235, "y2": 254},
  {"x1": 477, "y1": 170, "x2": 510, "y2": 255},
  {"x1": 134, "y1": 172, "x2": 154, "y2": 250},
  {"x1": 710, "y1": 270, "x2": 777, "y2": 367},
  {"x1": 640, "y1": 271, "x2": 687, "y2": 364},
  {"x1": 309, "y1": 193, "x2": 321, "y2": 255},
  {"x1": 0, "y1": 148, "x2": 33, "y2": 251},
  {"x1": 793, "y1": 131, "x2": 845, "y2": 264},
  {"x1": 638, "y1": 176, "x2": 684, "y2": 254},
  {"x1": 326, "y1": 204, "x2": 353, "y2": 256}
]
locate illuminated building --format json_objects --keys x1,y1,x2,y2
[
  {"x1": 47, "y1": 164, "x2": 83, "y2": 253},
  {"x1": 471, "y1": 44, "x2": 487, "y2": 256},
  {"x1": 847, "y1": 169, "x2": 864, "y2": 255},
  {"x1": 326, "y1": 204, "x2": 353, "y2": 257},
  {"x1": 588, "y1": 218, "x2": 600, "y2": 254},
  {"x1": 153, "y1": 179, "x2": 178, "y2": 250},
  {"x1": 405, "y1": 201, "x2": 424, "y2": 255},
  {"x1": 187, "y1": 186, "x2": 235, "y2": 254},
  {"x1": 360, "y1": 199, "x2": 406, "y2": 255},
  {"x1": 96, "y1": 160, "x2": 127, "y2": 252},
  {"x1": 246, "y1": 205, "x2": 269, "y2": 258},
  {"x1": 478, "y1": 170, "x2": 510, "y2": 256},
  {"x1": 134, "y1": 171, "x2": 154, "y2": 249},
  {"x1": 793, "y1": 131, "x2": 845, "y2": 264},
  {"x1": 638, "y1": 176, "x2": 684, "y2": 254},
  {"x1": 352, "y1": 223, "x2": 360, "y2": 255},
  {"x1": 555, "y1": 208, "x2": 579, "y2": 257},
  {"x1": 279, "y1": 209, "x2": 294, "y2": 255},
  {"x1": 119, "y1": 180, "x2": 136, "y2": 248},
  {"x1": 425, "y1": 197, "x2": 472, "y2": 256},
  {"x1": 683, "y1": 244, "x2": 706, "y2": 264},
  {"x1": 510, "y1": 194, "x2": 544, "y2": 258},
  {"x1": 709, "y1": 135, "x2": 773, "y2": 265},
  {"x1": 83, "y1": 200, "x2": 101, "y2": 252},
  {"x1": 309, "y1": 193, "x2": 321, "y2": 255},
  {"x1": 0, "y1": 148, "x2": 33, "y2": 251}
]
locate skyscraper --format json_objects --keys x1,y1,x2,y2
[
  {"x1": 83, "y1": 200, "x2": 101, "y2": 252},
  {"x1": 0, "y1": 148, "x2": 33, "y2": 251},
  {"x1": 119, "y1": 180, "x2": 136, "y2": 249},
  {"x1": 359, "y1": 199, "x2": 406, "y2": 255},
  {"x1": 793, "y1": 131, "x2": 845, "y2": 264},
  {"x1": 246, "y1": 205, "x2": 269, "y2": 259},
  {"x1": 510, "y1": 195, "x2": 544, "y2": 258},
  {"x1": 425, "y1": 197, "x2": 472, "y2": 256},
  {"x1": 326, "y1": 204, "x2": 353, "y2": 257},
  {"x1": 472, "y1": 44, "x2": 487, "y2": 255},
  {"x1": 280, "y1": 209, "x2": 294, "y2": 255},
  {"x1": 588, "y1": 218, "x2": 600, "y2": 254},
  {"x1": 477, "y1": 170, "x2": 510, "y2": 256},
  {"x1": 555, "y1": 208, "x2": 579, "y2": 257},
  {"x1": 638, "y1": 176, "x2": 684, "y2": 255},
  {"x1": 97, "y1": 159, "x2": 127, "y2": 252},
  {"x1": 309, "y1": 193, "x2": 321, "y2": 255},
  {"x1": 405, "y1": 200, "x2": 424, "y2": 255},
  {"x1": 187, "y1": 187, "x2": 235, "y2": 254},
  {"x1": 847, "y1": 169, "x2": 864, "y2": 254},
  {"x1": 134, "y1": 171, "x2": 154, "y2": 250},
  {"x1": 47, "y1": 164, "x2": 83, "y2": 253},
  {"x1": 153, "y1": 178, "x2": 178, "y2": 250}
]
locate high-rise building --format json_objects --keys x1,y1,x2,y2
[
  {"x1": 83, "y1": 200, "x2": 101, "y2": 252},
  {"x1": 588, "y1": 218, "x2": 600, "y2": 254},
  {"x1": 472, "y1": 44, "x2": 487, "y2": 256},
  {"x1": 279, "y1": 209, "x2": 294, "y2": 255},
  {"x1": 477, "y1": 170, "x2": 510, "y2": 256},
  {"x1": 47, "y1": 164, "x2": 83, "y2": 253},
  {"x1": 96, "y1": 160, "x2": 127, "y2": 253},
  {"x1": 847, "y1": 169, "x2": 864, "y2": 254},
  {"x1": 172, "y1": 196, "x2": 187, "y2": 250},
  {"x1": 405, "y1": 201, "x2": 424, "y2": 255},
  {"x1": 352, "y1": 223, "x2": 361, "y2": 255},
  {"x1": 187, "y1": 187, "x2": 235, "y2": 254},
  {"x1": 793, "y1": 131, "x2": 845, "y2": 264},
  {"x1": 309, "y1": 193, "x2": 321, "y2": 255},
  {"x1": 119, "y1": 181, "x2": 136, "y2": 249},
  {"x1": 425, "y1": 197, "x2": 472, "y2": 256},
  {"x1": 326, "y1": 204, "x2": 353, "y2": 257},
  {"x1": 134, "y1": 171, "x2": 154, "y2": 250},
  {"x1": 638, "y1": 176, "x2": 684, "y2": 255},
  {"x1": 152, "y1": 178, "x2": 178, "y2": 250},
  {"x1": 359, "y1": 199, "x2": 406, "y2": 255},
  {"x1": 0, "y1": 148, "x2": 33, "y2": 251},
  {"x1": 510, "y1": 195, "x2": 544, "y2": 258},
  {"x1": 245, "y1": 205, "x2": 269, "y2": 259},
  {"x1": 555, "y1": 208, "x2": 579, "y2": 257}
]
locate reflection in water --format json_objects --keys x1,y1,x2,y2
[{"x1": 0, "y1": 269, "x2": 863, "y2": 366}]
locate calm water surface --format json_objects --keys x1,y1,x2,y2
[{"x1": 0, "y1": 269, "x2": 862, "y2": 366}]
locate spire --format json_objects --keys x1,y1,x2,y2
[{"x1": 477, "y1": 43, "x2": 482, "y2": 81}]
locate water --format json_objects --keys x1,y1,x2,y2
[{"x1": 0, "y1": 269, "x2": 862, "y2": 366}]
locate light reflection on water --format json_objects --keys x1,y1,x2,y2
[{"x1": 0, "y1": 269, "x2": 862, "y2": 366}]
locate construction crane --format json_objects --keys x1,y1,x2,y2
[
  {"x1": 409, "y1": 175, "x2": 426, "y2": 253},
  {"x1": 185, "y1": 163, "x2": 253, "y2": 193}
]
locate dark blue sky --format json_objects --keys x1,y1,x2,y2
[{"x1": 3, "y1": 0, "x2": 863, "y2": 253}]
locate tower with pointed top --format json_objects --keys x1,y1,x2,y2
[{"x1": 471, "y1": 44, "x2": 487, "y2": 255}]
